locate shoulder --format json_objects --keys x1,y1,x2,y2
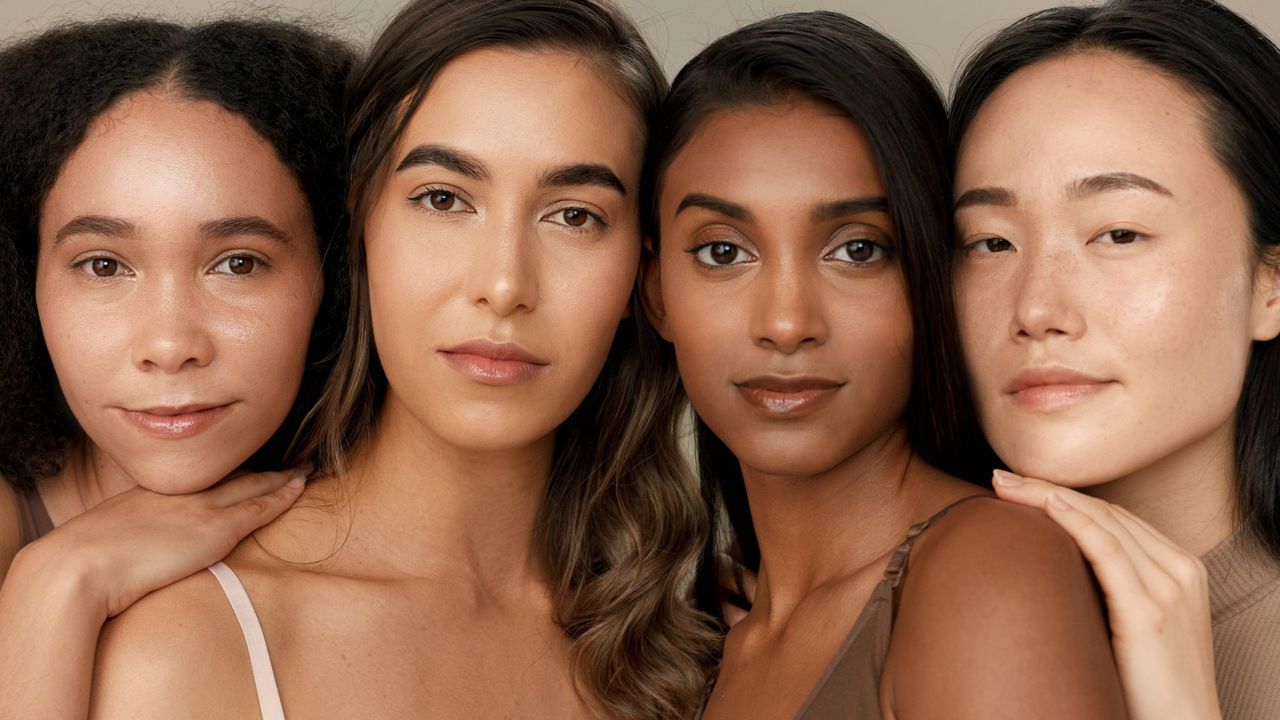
[
  {"x1": 882, "y1": 497, "x2": 1126, "y2": 719},
  {"x1": 0, "y1": 480, "x2": 24, "y2": 580},
  {"x1": 89, "y1": 567, "x2": 261, "y2": 719}
]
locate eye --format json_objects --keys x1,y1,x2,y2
[
  {"x1": 690, "y1": 241, "x2": 754, "y2": 267},
  {"x1": 76, "y1": 256, "x2": 131, "y2": 278},
  {"x1": 1094, "y1": 228, "x2": 1143, "y2": 245},
  {"x1": 410, "y1": 187, "x2": 474, "y2": 214},
  {"x1": 544, "y1": 207, "x2": 604, "y2": 230},
  {"x1": 967, "y1": 236, "x2": 1013, "y2": 254},
  {"x1": 827, "y1": 239, "x2": 889, "y2": 264},
  {"x1": 212, "y1": 255, "x2": 261, "y2": 275}
]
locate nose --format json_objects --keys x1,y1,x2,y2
[
  {"x1": 129, "y1": 277, "x2": 216, "y2": 373},
  {"x1": 1010, "y1": 244, "x2": 1086, "y2": 342},
  {"x1": 750, "y1": 259, "x2": 828, "y2": 353},
  {"x1": 466, "y1": 213, "x2": 539, "y2": 316}
]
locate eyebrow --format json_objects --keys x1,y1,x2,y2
[
  {"x1": 1069, "y1": 172, "x2": 1173, "y2": 199},
  {"x1": 395, "y1": 144, "x2": 487, "y2": 179},
  {"x1": 200, "y1": 216, "x2": 291, "y2": 246},
  {"x1": 955, "y1": 172, "x2": 1174, "y2": 212},
  {"x1": 540, "y1": 164, "x2": 627, "y2": 196},
  {"x1": 54, "y1": 215, "x2": 136, "y2": 246},
  {"x1": 675, "y1": 193, "x2": 754, "y2": 222},
  {"x1": 810, "y1": 197, "x2": 889, "y2": 223}
]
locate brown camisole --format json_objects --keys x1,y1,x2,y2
[
  {"x1": 703, "y1": 494, "x2": 990, "y2": 720},
  {"x1": 5, "y1": 482, "x2": 55, "y2": 547}
]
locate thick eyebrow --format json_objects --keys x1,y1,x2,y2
[
  {"x1": 954, "y1": 187, "x2": 1016, "y2": 212},
  {"x1": 200, "y1": 216, "x2": 291, "y2": 246},
  {"x1": 540, "y1": 163, "x2": 627, "y2": 196},
  {"x1": 810, "y1": 197, "x2": 889, "y2": 223},
  {"x1": 675, "y1": 193, "x2": 754, "y2": 222},
  {"x1": 54, "y1": 215, "x2": 137, "y2": 246},
  {"x1": 1069, "y1": 172, "x2": 1173, "y2": 199},
  {"x1": 395, "y1": 143, "x2": 487, "y2": 180}
]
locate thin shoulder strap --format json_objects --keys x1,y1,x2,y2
[
  {"x1": 883, "y1": 494, "x2": 990, "y2": 588},
  {"x1": 207, "y1": 561, "x2": 286, "y2": 720}
]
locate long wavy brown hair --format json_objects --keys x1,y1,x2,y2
[{"x1": 290, "y1": 1, "x2": 720, "y2": 717}]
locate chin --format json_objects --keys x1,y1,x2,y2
[
  {"x1": 995, "y1": 433, "x2": 1125, "y2": 490},
  {"x1": 108, "y1": 449, "x2": 245, "y2": 495}
]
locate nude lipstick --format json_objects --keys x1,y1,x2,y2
[
  {"x1": 735, "y1": 375, "x2": 844, "y2": 418},
  {"x1": 1005, "y1": 368, "x2": 1115, "y2": 412},
  {"x1": 438, "y1": 339, "x2": 549, "y2": 386},
  {"x1": 123, "y1": 403, "x2": 234, "y2": 439}
]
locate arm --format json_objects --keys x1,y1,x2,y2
[
  {"x1": 882, "y1": 500, "x2": 1127, "y2": 720},
  {"x1": 0, "y1": 471, "x2": 304, "y2": 720},
  {"x1": 993, "y1": 470, "x2": 1220, "y2": 720}
]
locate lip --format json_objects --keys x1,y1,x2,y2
[
  {"x1": 1004, "y1": 367, "x2": 1116, "y2": 412},
  {"x1": 438, "y1": 339, "x2": 549, "y2": 387},
  {"x1": 735, "y1": 375, "x2": 845, "y2": 418},
  {"x1": 121, "y1": 402, "x2": 235, "y2": 439}
]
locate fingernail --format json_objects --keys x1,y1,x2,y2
[
  {"x1": 993, "y1": 470, "x2": 1023, "y2": 487},
  {"x1": 1047, "y1": 493, "x2": 1073, "y2": 512},
  {"x1": 287, "y1": 475, "x2": 306, "y2": 489}
]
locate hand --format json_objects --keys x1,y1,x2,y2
[
  {"x1": 15, "y1": 469, "x2": 306, "y2": 621},
  {"x1": 993, "y1": 470, "x2": 1221, "y2": 720}
]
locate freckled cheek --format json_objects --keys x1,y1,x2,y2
[{"x1": 954, "y1": 270, "x2": 1009, "y2": 398}]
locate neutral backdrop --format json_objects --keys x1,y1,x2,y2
[{"x1": 3, "y1": 0, "x2": 1278, "y2": 88}]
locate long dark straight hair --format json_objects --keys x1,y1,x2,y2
[
  {"x1": 645, "y1": 11, "x2": 995, "y2": 605},
  {"x1": 291, "y1": 1, "x2": 719, "y2": 717},
  {"x1": 950, "y1": 0, "x2": 1280, "y2": 563}
]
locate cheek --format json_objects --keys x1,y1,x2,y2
[
  {"x1": 954, "y1": 265, "x2": 1007, "y2": 399},
  {"x1": 658, "y1": 267, "x2": 742, "y2": 412},
  {"x1": 547, "y1": 243, "x2": 638, "y2": 371}
]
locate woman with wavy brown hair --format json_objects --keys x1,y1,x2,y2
[{"x1": 87, "y1": 1, "x2": 717, "y2": 718}]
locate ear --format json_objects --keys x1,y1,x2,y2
[
  {"x1": 639, "y1": 236, "x2": 672, "y2": 340},
  {"x1": 1251, "y1": 253, "x2": 1280, "y2": 342}
]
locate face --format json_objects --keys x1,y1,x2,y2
[
  {"x1": 361, "y1": 48, "x2": 641, "y2": 452},
  {"x1": 36, "y1": 91, "x2": 322, "y2": 494},
  {"x1": 647, "y1": 98, "x2": 912, "y2": 477},
  {"x1": 954, "y1": 51, "x2": 1280, "y2": 486}
]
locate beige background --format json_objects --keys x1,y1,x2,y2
[{"x1": 2, "y1": 0, "x2": 1278, "y2": 88}]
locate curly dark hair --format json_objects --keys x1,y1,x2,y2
[{"x1": 0, "y1": 17, "x2": 354, "y2": 492}]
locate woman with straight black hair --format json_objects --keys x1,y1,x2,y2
[
  {"x1": 951, "y1": 1, "x2": 1280, "y2": 717},
  {"x1": 641, "y1": 11, "x2": 1125, "y2": 718}
]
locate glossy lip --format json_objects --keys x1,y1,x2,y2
[
  {"x1": 734, "y1": 375, "x2": 845, "y2": 418},
  {"x1": 120, "y1": 402, "x2": 236, "y2": 439},
  {"x1": 1004, "y1": 367, "x2": 1116, "y2": 412},
  {"x1": 438, "y1": 339, "x2": 550, "y2": 387}
]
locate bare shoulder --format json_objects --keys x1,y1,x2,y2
[
  {"x1": 882, "y1": 497, "x2": 1126, "y2": 719},
  {"x1": 0, "y1": 481, "x2": 24, "y2": 580},
  {"x1": 89, "y1": 568, "x2": 260, "y2": 719}
]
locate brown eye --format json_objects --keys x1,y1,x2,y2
[
  {"x1": 562, "y1": 208, "x2": 589, "y2": 227},
  {"x1": 692, "y1": 242, "x2": 746, "y2": 266},
  {"x1": 1103, "y1": 229, "x2": 1139, "y2": 244},
  {"x1": 830, "y1": 239, "x2": 887, "y2": 264},
  {"x1": 428, "y1": 190, "x2": 457, "y2": 211},
  {"x1": 227, "y1": 256, "x2": 255, "y2": 275},
  {"x1": 90, "y1": 258, "x2": 119, "y2": 277},
  {"x1": 710, "y1": 243, "x2": 738, "y2": 264}
]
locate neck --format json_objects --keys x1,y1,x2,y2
[
  {"x1": 744, "y1": 424, "x2": 938, "y2": 623},
  {"x1": 1088, "y1": 419, "x2": 1237, "y2": 557},
  {"x1": 40, "y1": 442, "x2": 140, "y2": 524},
  {"x1": 313, "y1": 389, "x2": 555, "y2": 591}
]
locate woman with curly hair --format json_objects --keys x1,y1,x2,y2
[
  {"x1": 87, "y1": 1, "x2": 717, "y2": 718},
  {"x1": 0, "y1": 17, "x2": 353, "y2": 718}
]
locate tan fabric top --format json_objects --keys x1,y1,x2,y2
[{"x1": 1204, "y1": 532, "x2": 1280, "y2": 720}]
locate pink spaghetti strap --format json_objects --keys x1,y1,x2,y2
[{"x1": 207, "y1": 561, "x2": 286, "y2": 720}]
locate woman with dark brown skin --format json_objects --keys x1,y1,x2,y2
[{"x1": 642, "y1": 11, "x2": 1126, "y2": 718}]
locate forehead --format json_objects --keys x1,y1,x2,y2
[
  {"x1": 664, "y1": 99, "x2": 884, "y2": 201},
  {"x1": 393, "y1": 47, "x2": 643, "y2": 178},
  {"x1": 957, "y1": 51, "x2": 1216, "y2": 190}
]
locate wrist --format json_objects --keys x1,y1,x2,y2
[{"x1": 5, "y1": 538, "x2": 110, "y2": 623}]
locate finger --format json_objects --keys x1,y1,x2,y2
[
  {"x1": 1107, "y1": 505, "x2": 1208, "y2": 592},
  {"x1": 992, "y1": 469, "x2": 1068, "y2": 507},
  {"x1": 206, "y1": 470, "x2": 298, "y2": 508},
  {"x1": 1043, "y1": 491, "x2": 1157, "y2": 604},
  {"x1": 222, "y1": 475, "x2": 306, "y2": 537},
  {"x1": 723, "y1": 602, "x2": 749, "y2": 628}
]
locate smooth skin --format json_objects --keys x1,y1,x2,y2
[
  {"x1": 0, "y1": 90, "x2": 323, "y2": 719},
  {"x1": 955, "y1": 51, "x2": 1280, "y2": 720},
  {"x1": 88, "y1": 48, "x2": 643, "y2": 719},
  {"x1": 644, "y1": 98, "x2": 1125, "y2": 719}
]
